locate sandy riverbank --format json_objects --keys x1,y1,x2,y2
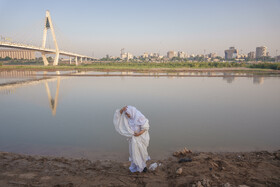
[{"x1": 1, "y1": 150, "x2": 279, "y2": 186}]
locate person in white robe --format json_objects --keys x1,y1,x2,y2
[{"x1": 113, "y1": 105, "x2": 150, "y2": 172}]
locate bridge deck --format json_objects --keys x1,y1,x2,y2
[{"x1": 0, "y1": 41, "x2": 93, "y2": 59}]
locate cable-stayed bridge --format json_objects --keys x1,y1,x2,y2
[{"x1": 0, "y1": 10, "x2": 94, "y2": 66}]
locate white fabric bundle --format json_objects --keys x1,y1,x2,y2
[
  {"x1": 113, "y1": 107, "x2": 150, "y2": 172},
  {"x1": 113, "y1": 109, "x2": 134, "y2": 137}
]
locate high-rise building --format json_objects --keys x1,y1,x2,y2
[
  {"x1": 0, "y1": 50, "x2": 35, "y2": 60},
  {"x1": 256, "y1": 46, "x2": 267, "y2": 58},
  {"x1": 247, "y1": 52, "x2": 255, "y2": 59},
  {"x1": 224, "y1": 47, "x2": 238, "y2": 60},
  {"x1": 167, "y1": 51, "x2": 175, "y2": 59}
]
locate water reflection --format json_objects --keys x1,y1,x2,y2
[
  {"x1": 0, "y1": 71, "x2": 62, "y2": 116},
  {"x1": 222, "y1": 73, "x2": 236, "y2": 83},
  {"x1": 0, "y1": 70, "x2": 36, "y2": 77},
  {"x1": 0, "y1": 70, "x2": 35, "y2": 84},
  {"x1": 253, "y1": 77, "x2": 264, "y2": 85},
  {"x1": 44, "y1": 72, "x2": 61, "y2": 116}
]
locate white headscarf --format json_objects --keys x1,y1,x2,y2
[{"x1": 125, "y1": 106, "x2": 147, "y2": 127}]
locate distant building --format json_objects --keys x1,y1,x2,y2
[
  {"x1": 142, "y1": 52, "x2": 149, "y2": 58},
  {"x1": 225, "y1": 47, "x2": 238, "y2": 60},
  {"x1": 208, "y1": 53, "x2": 217, "y2": 58},
  {"x1": 238, "y1": 54, "x2": 247, "y2": 59},
  {"x1": 167, "y1": 51, "x2": 175, "y2": 59},
  {"x1": 110, "y1": 56, "x2": 118, "y2": 59},
  {"x1": 247, "y1": 52, "x2": 255, "y2": 59},
  {"x1": 213, "y1": 59, "x2": 220, "y2": 62},
  {"x1": 0, "y1": 49, "x2": 35, "y2": 60},
  {"x1": 275, "y1": 55, "x2": 280, "y2": 62},
  {"x1": 127, "y1": 53, "x2": 133, "y2": 60},
  {"x1": 121, "y1": 52, "x2": 133, "y2": 60},
  {"x1": 256, "y1": 46, "x2": 267, "y2": 58},
  {"x1": 178, "y1": 51, "x2": 186, "y2": 58},
  {"x1": 149, "y1": 53, "x2": 159, "y2": 58}
]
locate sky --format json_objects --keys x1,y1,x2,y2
[{"x1": 0, "y1": 0, "x2": 280, "y2": 58}]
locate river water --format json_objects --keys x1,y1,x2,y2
[{"x1": 0, "y1": 71, "x2": 279, "y2": 161}]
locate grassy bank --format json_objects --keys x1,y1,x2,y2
[{"x1": 0, "y1": 62, "x2": 280, "y2": 72}]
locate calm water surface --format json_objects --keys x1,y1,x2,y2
[{"x1": 0, "y1": 71, "x2": 279, "y2": 160}]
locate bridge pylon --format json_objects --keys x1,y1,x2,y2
[{"x1": 42, "y1": 10, "x2": 59, "y2": 66}]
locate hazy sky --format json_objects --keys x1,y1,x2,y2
[{"x1": 0, "y1": 0, "x2": 280, "y2": 58}]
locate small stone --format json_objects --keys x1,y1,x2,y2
[
  {"x1": 41, "y1": 176, "x2": 51, "y2": 180},
  {"x1": 238, "y1": 185, "x2": 250, "y2": 187},
  {"x1": 19, "y1": 173, "x2": 36, "y2": 179},
  {"x1": 176, "y1": 167, "x2": 183, "y2": 175},
  {"x1": 54, "y1": 182, "x2": 74, "y2": 187},
  {"x1": 173, "y1": 147, "x2": 192, "y2": 157},
  {"x1": 197, "y1": 181, "x2": 203, "y2": 187},
  {"x1": 2, "y1": 172, "x2": 16, "y2": 177},
  {"x1": 210, "y1": 161, "x2": 219, "y2": 168},
  {"x1": 211, "y1": 174, "x2": 219, "y2": 180},
  {"x1": 202, "y1": 178, "x2": 210, "y2": 186},
  {"x1": 223, "y1": 183, "x2": 231, "y2": 187},
  {"x1": 9, "y1": 181, "x2": 27, "y2": 186}
]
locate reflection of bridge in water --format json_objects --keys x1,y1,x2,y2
[
  {"x1": 0, "y1": 71, "x2": 63, "y2": 116},
  {"x1": 44, "y1": 73, "x2": 60, "y2": 116}
]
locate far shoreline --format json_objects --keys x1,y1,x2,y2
[{"x1": 1, "y1": 65, "x2": 280, "y2": 75}]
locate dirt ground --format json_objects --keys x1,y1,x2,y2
[{"x1": 0, "y1": 150, "x2": 279, "y2": 187}]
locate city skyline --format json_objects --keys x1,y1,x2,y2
[{"x1": 0, "y1": 0, "x2": 280, "y2": 58}]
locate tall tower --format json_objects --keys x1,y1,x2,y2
[
  {"x1": 256, "y1": 46, "x2": 267, "y2": 58},
  {"x1": 42, "y1": 10, "x2": 59, "y2": 66}
]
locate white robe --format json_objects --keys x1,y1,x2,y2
[{"x1": 113, "y1": 109, "x2": 150, "y2": 172}]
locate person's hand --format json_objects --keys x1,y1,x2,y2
[
  {"x1": 134, "y1": 132, "x2": 140, "y2": 137},
  {"x1": 134, "y1": 130, "x2": 146, "y2": 137},
  {"x1": 120, "y1": 106, "x2": 127, "y2": 114}
]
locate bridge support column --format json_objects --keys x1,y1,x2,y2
[
  {"x1": 53, "y1": 52, "x2": 59, "y2": 66},
  {"x1": 75, "y1": 56, "x2": 78, "y2": 66},
  {"x1": 42, "y1": 52, "x2": 49, "y2": 66},
  {"x1": 80, "y1": 57, "x2": 82, "y2": 63},
  {"x1": 69, "y1": 57, "x2": 71, "y2": 65}
]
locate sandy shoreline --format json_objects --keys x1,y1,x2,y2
[{"x1": 1, "y1": 150, "x2": 279, "y2": 186}]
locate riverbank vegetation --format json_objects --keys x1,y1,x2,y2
[{"x1": 0, "y1": 61, "x2": 280, "y2": 71}]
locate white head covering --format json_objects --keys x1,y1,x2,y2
[{"x1": 125, "y1": 106, "x2": 147, "y2": 127}]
